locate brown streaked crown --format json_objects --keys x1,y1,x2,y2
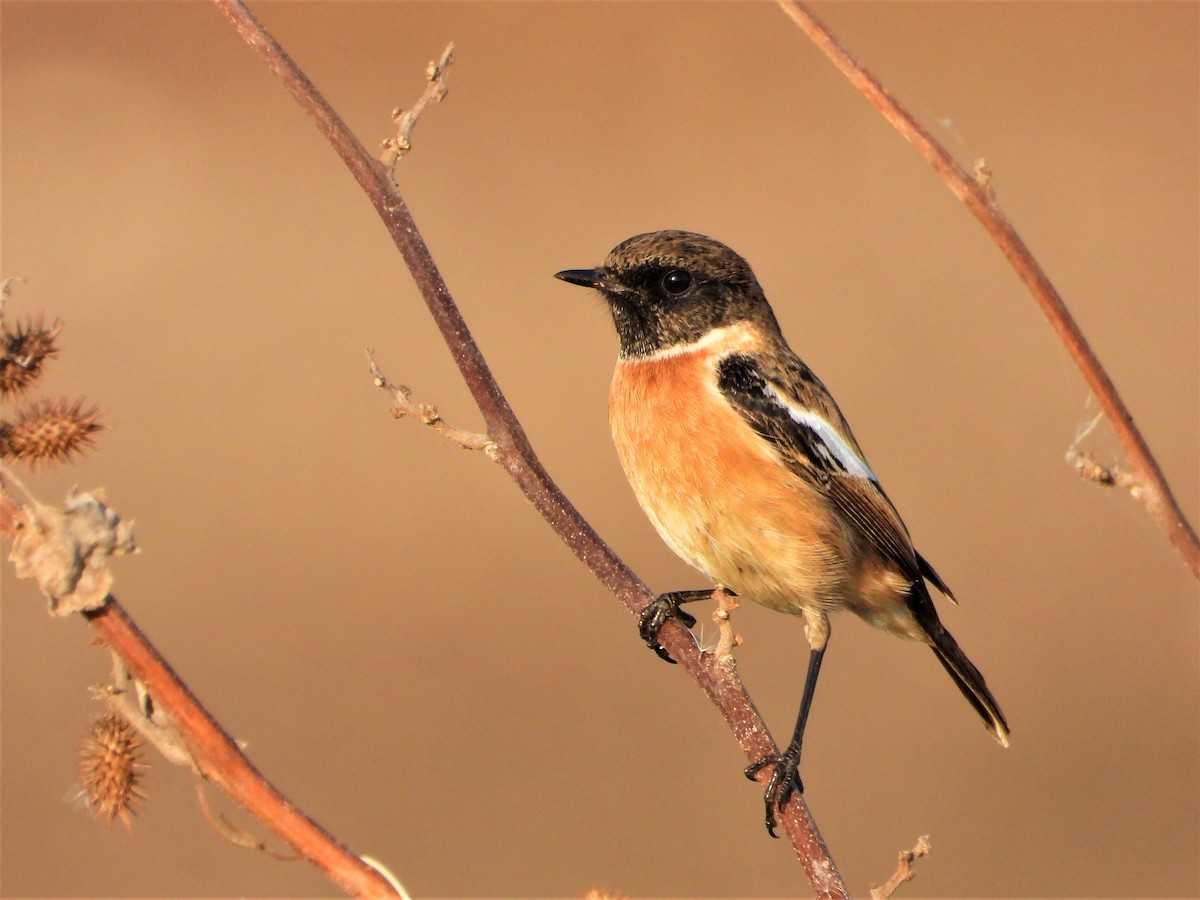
[{"x1": 555, "y1": 230, "x2": 782, "y2": 359}]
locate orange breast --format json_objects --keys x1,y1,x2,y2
[{"x1": 609, "y1": 333, "x2": 852, "y2": 615}]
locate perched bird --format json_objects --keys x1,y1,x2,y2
[{"x1": 555, "y1": 230, "x2": 1009, "y2": 836}]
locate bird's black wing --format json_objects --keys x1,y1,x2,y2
[{"x1": 715, "y1": 351, "x2": 925, "y2": 582}]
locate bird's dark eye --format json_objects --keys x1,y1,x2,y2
[{"x1": 661, "y1": 269, "x2": 692, "y2": 295}]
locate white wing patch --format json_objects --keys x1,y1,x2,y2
[{"x1": 766, "y1": 383, "x2": 877, "y2": 482}]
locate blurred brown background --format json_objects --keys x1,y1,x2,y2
[{"x1": 2, "y1": 2, "x2": 1197, "y2": 897}]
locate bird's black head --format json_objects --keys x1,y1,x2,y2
[{"x1": 555, "y1": 230, "x2": 781, "y2": 359}]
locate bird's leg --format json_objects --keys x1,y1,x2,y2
[
  {"x1": 639, "y1": 588, "x2": 732, "y2": 663},
  {"x1": 745, "y1": 639, "x2": 827, "y2": 837}
]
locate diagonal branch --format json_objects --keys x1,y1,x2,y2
[
  {"x1": 776, "y1": 0, "x2": 1199, "y2": 580},
  {"x1": 213, "y1": 0, "x2": 848, "y2": 895},
  {"x1": 84, "y1": 596, "x2": 397, "y2": 895}
]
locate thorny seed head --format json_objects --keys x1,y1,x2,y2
[
  {"x1": 0, "y1": 317, "x2": 61, "y2": 399},
  {"x1": 78, "y1": 713, "x2": 147, "y2": 829},
  {"x1": 0, "y1": 397, "x2": 103, "y2": 469}
]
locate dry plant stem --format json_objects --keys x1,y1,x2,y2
[
  {"x1": 870, "y1": 835, "x2": 931, "y2": 900},
  {"x1": 778, "y1": 0, "x2": 1200, "y2": 580},
  {"x1": 195, "y1": 783, "x2": 299, "y2": 859},
  {"x1": 84, "y1": 597, "x2": 397, "y2": 896},
  {"x1": 213, "y1": 1, "x2": 847, "y2": 895},
  {"x1": 367, "y1": 351, "x2": 498, "y2": 456},
  {"x1": 382, "y1": 42, "x2": 455, "y2": 172}
]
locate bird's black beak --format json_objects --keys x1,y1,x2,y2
[{"x1": 554, "y1": 268, "x2": 604, "y2": 289}]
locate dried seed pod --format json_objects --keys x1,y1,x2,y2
[
  {"x1": 78, "y1": 713, "x2": 147, "y2": 829},
  {"x1": 0, "y1": 317, "x2": 61, "y2": 399},
  {"x1": 0, "y1": 398, "x2": 102, "y2": 469}
]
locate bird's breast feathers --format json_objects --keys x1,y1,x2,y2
[{"x1": 609, "y1": 322, "x2": 905, "y2": 615}]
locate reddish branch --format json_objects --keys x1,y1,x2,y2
[
  {"x1": 84, "y1": 598, "x2": 397, "y2": 896},
  {"x1": 777, "y1": 0, "x2": 1200, "y2": 580},
  {"x1": 213, "y1": 0, "x2": 847, "y2": 896}
]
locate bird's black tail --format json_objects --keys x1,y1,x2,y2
[
  {"x1": 909, "y1": 584, "x2": 1010, "y2": 747},
  {"x1": 929, "y1": 631, "x2": 1010, "y2": 747}
]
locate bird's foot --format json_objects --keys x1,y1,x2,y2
[
  {"x1": 744, "y1": 742, "x2": 804, "y2": 838},
  {"x1": 638, "y1": 590, "x2": 704, "y2": 663}
]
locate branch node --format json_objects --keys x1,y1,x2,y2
[
  {"x1": 418, "y1": 402, "x2": 441, "y2": 426},
  {"x1": 102, "y1": 650, "x2": 198, "y2": 771},
  {"x1": 972, "y1": 157, "x2": 996, "y2": 203},
  {"x1": 1066, "y1": 447, "x2": 1141, "y2": 498}
]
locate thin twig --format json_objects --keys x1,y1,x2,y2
[
  {"x1": 367, "y1": 350, "x2": 499, "y2": 457},
  {"x1": 102, "y1": 650, "x2": 195, "y2": 770},
  {"x1": 212, "y1": 0, "x2": 847, "y2": 894},
  {"x1": 381, "y1": 42, "x2": 455, "y2": 175},
  {"x1": 710, "y1": 586, "x2": 742, "y2": 670},
  {"x1": 195, "y1": 783, "x2": 299, "y2": 860},
  {"x1": 776, "y1": 0, "x2": 1200, "y2": 581},
  {"x1": 870, "y1": 835, "x2": 932, "y2": 900}
]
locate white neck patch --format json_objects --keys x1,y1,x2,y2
[{"x1": 621, "y1": 321, "x2": 760, "y2": 363}]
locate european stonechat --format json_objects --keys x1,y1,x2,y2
[{"x1": 556, "y1": 230, "x2": 1009, "y2": 836}]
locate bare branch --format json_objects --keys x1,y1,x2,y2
[
  {"x1": 212, "y1": 0, "x2": 846, "y2": 893},
  {"x1": 870, "y1": 835, "x2": 932, "y2": 900},
  {"x1": 367, "y1": 350, "x2": 499, "y2": 457},
  {"x1": 381, "y1": 42, "x2": 455, "y2": 175},
  {"x1": 776, "y1": 0, "x2": 1200, "y2": 580}
]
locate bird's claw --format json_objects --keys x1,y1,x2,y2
[
  {"x1": 638, "y1": 593, "x2": 699, "y2": 664},
  {"x1": 744, "y1": 743, "x2": 804, "y2": 838}
]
